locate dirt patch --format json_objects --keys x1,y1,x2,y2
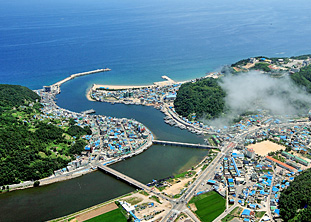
[
  {"x1": 164, "y1": 178, "x2": 192, "y2": 196},
  {"x1": 248, "y1": 141, "x2": 285, "y2": 156},
  {"x1": 243, "y1": 63, "x2": 255, "y2": 69},
  {"x1": 76, "y1": 202, "x2": 118, "y2": 222},
  {"x1": 189, "y1": 203, "x2": 197, "y2": 212}
]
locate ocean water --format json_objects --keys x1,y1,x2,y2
[
  {"x1": 1, "y1": 1, "x2": 311, "y2": 221},
  {"x1": 1, "y1": 0, "x2": 311, "y2": 90}
]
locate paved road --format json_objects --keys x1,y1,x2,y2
[
  {"x1": 160, "y1": 140, "x2": 235, "y2": 222},
  {"x1": 213, "y1": 203, "x2": 238, "y2": 222}
]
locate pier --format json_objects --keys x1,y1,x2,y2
[
  {"x1": 98, "y1": 165, "x2": 151, "y2": 191},
  {"x1": 152, "y1": 140, "x2": 218, "y2": 149},
  {"x1": 51, "y1": 68, "x2": 111, "y2": 93}
]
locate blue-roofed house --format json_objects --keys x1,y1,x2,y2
[{"x1": 241, "y1": 209, "x2": 251, "y2": 218}]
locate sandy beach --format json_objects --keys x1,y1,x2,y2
[{"x1": 247, "y1": 141, "x2": 285, "y2": 156}]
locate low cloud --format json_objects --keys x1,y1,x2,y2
[{"x1": 206, "y1": 71, "x2": 311, "y2": 127}]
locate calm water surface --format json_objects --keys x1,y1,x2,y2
[{"x1": 1, "y1": 0, "x2": 311, "y2": 221}]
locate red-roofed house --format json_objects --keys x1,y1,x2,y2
[
  {"x1": 265, "y1": 156, "x2": 295, "y2": 172},
  {"x1": 246, "y1": 148, "x2": 255, "y2": 159}
]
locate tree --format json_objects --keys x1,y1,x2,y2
[
  {"x1": 279, "y1": 168, "x2": 311, "y2": 221},
  {"x1": 33, "y1": 180, "x2": 40, "y2": 187},
  {"x1": 174, "y1": 78, "x2": 226, "y2": 119}
]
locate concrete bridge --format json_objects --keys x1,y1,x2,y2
[
  {"x1": 152, "y1": 140, "x2": 218, "y2": 149},
  {"x1": 98, "y1": 165, "x2": 151, "y2": 191}
]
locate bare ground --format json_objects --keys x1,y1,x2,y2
[{"x1": 75, "y1": 202, "x2": 118, "y2": 222}]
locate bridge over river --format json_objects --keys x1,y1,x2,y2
[
  {"x1": 97, "y1": 165, "x2": 176, "y2": 205},
  {"x1": 152, "y1": 140, "x2": 219, "y2": 149},
  {"x1": 97, "y1": 165, "x2": 151, "y2": 192}
]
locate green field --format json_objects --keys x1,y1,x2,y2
[
  {"x1": 189, "y1": 191, "x2": 226, "y2": 222},
  {"x1": 85, "y1": 208, "x2": 127, "y2": 222}
]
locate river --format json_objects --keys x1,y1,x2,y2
[{"x1": 0, "y1": 77, "x2": 208, "y2": 222}]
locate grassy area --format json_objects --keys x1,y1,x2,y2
[
  {"x1": 51, "y1": 192, "x2": 135, "y2": 222},
  {"x1": 85, "y1": 208, "x2": 127, "y2": 222},
  {"x1": 174, "y1": 170, "x2": 196, "y2": 179},
  {"x1": 273, "y1": 155, "x2": 286, "y2": 163},
  {"x1": 173, "y1": 194, "x2": 181, "y2": 199},
  {"x1": 124, "y1": 197, "x2": 143, "y2": 205},
  {"x1": 157, "y1": 186, "x2": 166, "y2": 192},
  {"x1": 175, "y1": 212, "x2": 188, "y2": 222},
  {"x1": 149, "y1": 195, "x2": 161, "y2": 204},
  {"x1": 189, "y1": 191, "x2": 226, "y2": 222},
  {"x1": 255, "y1": 211, "x2": 266, "y2": 219},
  {"x1": 221, "y1": 214, "x2": 234, "y2": 222},
  {"x1": 221, "y1": 207, "x2": 243, "y2": 222},
  {"x1": 202, "y1": 164, "x2": 208, "y2": 171},
  {"x1": 140, "y1": 190, "x2": 149, "y2": 196},
  {"x1": 208, "y1": 138, "x2": 216, "y2": 146},
  {"x1": 301, "y1": 153, "x2": 311, "y2": 160}
]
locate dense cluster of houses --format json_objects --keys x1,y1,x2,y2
[
  {"x1": 37, "y1": 88, "x2": 152, "y2": 176},
  {"x1": 233, "y1": 56, "x2": 311, "y2": 74},
  {"x1": 90, "y1": 83, "x2": 180, "y2": 108},
  {"x1": 247, "y1": 125, "x2": 311, "y2": 154},
  {"x1": 95, "y1": 116, "x2": 150, "y2": 159},
  {"x1": 207, "y1": 140, "x2": 310, "y2": 221}
]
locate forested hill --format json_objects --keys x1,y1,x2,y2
[
  {"x1": 0, "y1": 84, "x2": 40, "y2": 108},
  {"x1": 291, "y1": 65, "x2": 311, "y2": 93},
  {"x1": 278, "y1": 168, "x2": 311, "y2": 221},
  {"x1": 0, "y1": 84, "x2": 90, "y2": 187},
  {"x1": 174, "y1": 78, "x2": 226, "y2": 120}
]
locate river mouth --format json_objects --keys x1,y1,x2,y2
[{"x1": 0, "y1": 79, "x2": 208, "y2": 222}]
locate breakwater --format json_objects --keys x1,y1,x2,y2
[{"x1": 48, "y1": 68, "x2": 111, "y2": 93}]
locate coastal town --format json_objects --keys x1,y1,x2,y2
[
  {"x1": 45, "y1": 56, "x2": 311, "y2": 222},
  {"x1": 3, "y1": 55, "x2": 311, "y2": 222},
  {"x1": 37, "y1": 86, "x2": 153, "y2": 183}
]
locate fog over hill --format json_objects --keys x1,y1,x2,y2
[{"x1": 206, "y1": 71, "x2": 311, "y2": 127}]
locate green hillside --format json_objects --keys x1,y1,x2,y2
[
  {"x1": 174, "y1": 78, "x2": 226, "y2": 120},
  {"x1": 0, "y1": 84, "x2": 88, "y2": 186},
  {"x1": 279, "y1": 168, "x2": 311, "y2": 221},
  {"x1": 0, "y1": 84, "x2": 40, "y2": 108},
  {"x1": 291, "y1": 65, "x2": 311, "y2": 93}
]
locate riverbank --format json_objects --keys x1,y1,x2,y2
[
  {"x1": 7, "y1": 133, "x2": 153, "y2": 192},
  {"x1": 49, "y1": 152, "x2": 213, "y2": 222}
]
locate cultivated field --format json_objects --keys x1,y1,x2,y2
[
  {"x1": 189, "y1": 191, "x2": 226, "y2": 222},
  {"x1": 85, "y1": 208, "x2": 126, "y2": 222}
]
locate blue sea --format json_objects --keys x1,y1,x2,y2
[{"x1": 1, "y1": 0, "x2": 311, "y2": 90}]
